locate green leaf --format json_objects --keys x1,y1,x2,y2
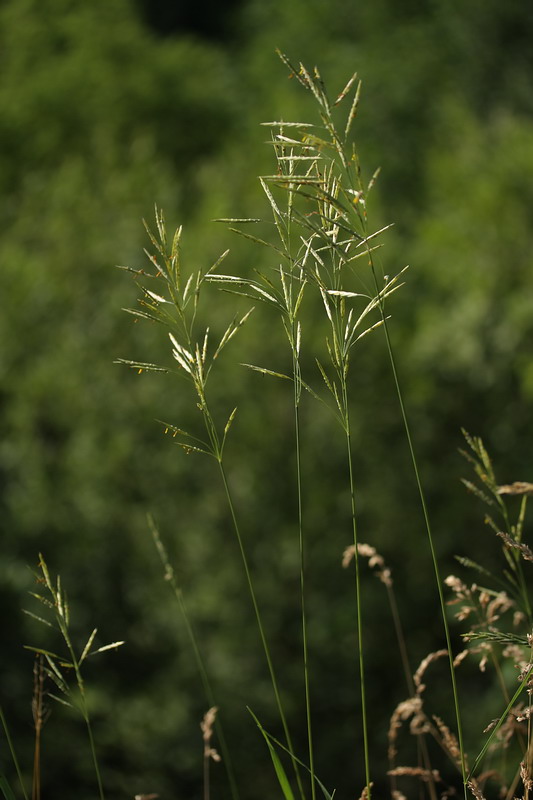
[
  {"x1": 80, "y1": 628, "x2": 98, "y2": 664},
  {"x1": 48, "y1": 692, "x2": 75, "y2": 710},
  {"x1": 227, "y1": 226, "x2": 286, "y2": 257},
  {"x1": 23, "y1": 646, "x2": 64, "y2": 661},
  {"x1": 248, "y1": 710, "x2": 295, "y2": 800},
  {"x1": 242, "y1": 364, "x2": 292, "y2": 381},
  {"x1": 214, "y1": 218, "x2": 262, "y2": 224},
  {"x1": 224, "y1": 407, "x2": 238, "y2": 437},
  {"x1": 454, "y1": 556, "x2": 494, "y2": 579},
  {"x1": 89, "y1": 641, "x2": 125, "y2": 656},
  {"x1": 114, "y1": 358, "x2": 169, "y2": 373},
  {"x1": 469, "y1": 663, "x2": 533, "y2": 779},
  {"x1": 248, "y1": 709, "x2": 335, "y2": 800},
  {"x1": 22, "y1": 609, "x2": 53, "y2": 628}
]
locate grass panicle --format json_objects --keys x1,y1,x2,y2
[
  {"x1": 24, "y1": 556, "x2": 124, "y2": 800},
  {"x1": 120, "y1": 210, "x2": 304, "y2": 797}
]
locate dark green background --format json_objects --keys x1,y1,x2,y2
[{"x1": 2, "y1": 0, "x2": 533, "y2": 797}]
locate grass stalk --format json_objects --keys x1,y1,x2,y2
[
  {"x1": 374, "y1": 282, "x2": 468, "y2": 797},
  {"x1": 121, "y1": 211, "x2": 305, "y2": 797},
  {"x1": 292, "y1": 348, "x2": 316, "y2": 800},
  {"x1": 217, "y1": 459, "x2": 305, "y2": 799},
  {"x1": 0, "y1": 706, "x2": 29, "y2": 800},
  {"x1": 149, "y1": 516, "x2": 240, "y2": 800},
  {"x1": 341, "y1": 383, "x2": 371, "y2": 798},
  {"x1": 62, "y1": 625, "x2": 106, "y2": 800}
]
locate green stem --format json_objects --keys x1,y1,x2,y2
[
  {"x1": 150, "y1": 519, "x2": 240, "y2": 800},
  {"x1": 378, "y1": 310, "x2": 467, "y2": 797},
  {"x1": 217, "y1": 461, "x2": 305, "y2": 800},
  {"x1": 341, "y1": 382, "x2": 371, "y2": 800},
  {"x1": 292, "y1": 351, "x2": 316, "y2": 800},
  {"x1": 84, "y1": 715, "x2": 105, "y2": 800},
  {"x1": 61, "y1": 626, "x2": 105, "y2": 800},
  {"x1": 0, "y1": 705, "x2": 29, "y2": 800},
  {"x1": 383, "y1": 586, "x2": 438, "y2": 800}
]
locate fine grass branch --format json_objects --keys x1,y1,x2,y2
[
  {"x1": 119, "y1": 211, "x2": 304, "y2": 798},
  {"x1": 24, "y1": 556, "x2": 124, "y2": 800}
]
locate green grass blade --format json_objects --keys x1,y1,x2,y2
[
  {"x1": 249, "y1": 710, "x2": 295, "y2": 800},
  {"x1": 248, "y1": 709, "x2": 335, "y2": 800},
  {"x1": 0, "y1": 707, "x2": 29, "y2": 800},
  {"x1": 0, "y1": 775, "x2": 16, "y2": 800},
  {"x1": 469, "y1": 664, "x2": 533, "y2": 778}
]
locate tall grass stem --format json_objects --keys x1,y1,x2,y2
[
  {"x1": 217, "y1": 461, "x2": 305, "y2": 799},
  {"x1": 341, "y1": 386, "x2": 371, "y2": 798},
  {"x1": 292, "y1": 352, "x2": 316, "y2": 800},
  {"x1": 149, "y1": 516, "x2": 240, "y2": 800},
  {"x1": 0, "y1": 706, "x2": 29, "y2": 800}
]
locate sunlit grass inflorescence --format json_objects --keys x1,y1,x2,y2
[
  {"x1": 206, "y1": 52, "x2": 408, "y2": 800},
  {"x1": 118, "y1": 208, "x2": 306, "y2": 798},
  {"x1": 24, "y1": 555, "x2": 124, "y2": 800},
  {"x1": 117, "y1": 208, "x2": 253, "y2": 461}
]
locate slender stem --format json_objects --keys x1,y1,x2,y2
[
  {"x1": 84, "y1": 715, "x2": 106, "y2": 800},
  {"x1": 0, "y1": 705, "x2": 29, "y2": 800},
  {"x1": 378, "y1": 312, "x2": 467, "y2": 797},
  {"x1": 292, "y1": 350, "x2": 316, "y2": 800},
  {"x1": 218, "y1": 461, "x2": 305, "y2": 800},
  {"x1": 150, "y1": 517, "x2": 240, "y2": 799},
  {"x1": 62, "y1": 629, "x2": 105, "y2": 800},
  {"x1": 32, "y1": 656, "x2": 45, "y2": 800},
  {"x1": 350, "y1": 148, "x2": 467, "y2": 789},
  {"x1": 384, "y1": 587, "x2": 438, "y2": 800},
  {"x1": 204, "y1": 752, "x2": 210, "y2": 800},
  {"x1": 341, "y1": 382, "x2": 371, "y2": 799}
]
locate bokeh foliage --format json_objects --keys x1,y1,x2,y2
[{"x1": 2, "y1": 0, "x2": 533, "y2": 797}]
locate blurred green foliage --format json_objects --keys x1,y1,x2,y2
[{"x1": 1, "y1": 0, "x2": 533, "y2": 797}]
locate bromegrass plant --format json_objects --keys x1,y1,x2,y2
[
  {"x1": 116, "y1": 54, "x2": 533, "y2": 799},
  {"x1": 4, "y1": 53, "x2": 533, "y2": 800}
]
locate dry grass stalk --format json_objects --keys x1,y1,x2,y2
[
  {"x1": 32, "y1": 655, "x2": 49, "y2": 800},
  {"x1": 467, "y1": 778, "x2": 487, "y2": 799},
  {"x1": 453, "y1": 649, "x2": 469, "y2": 668},
  {"x1": 201, "y1": 706, "x2": 221, "y2": 763},
  {"x1": 387, "y1": 766, "x2": 441, "y2": 782},
  {"x1": 432, "y1": 715, "x2": 462, "y2": 767},
  {"x1": 388, "y1": 697, "x2": 425, "y2": 762},
  {"x1": 343, "y1": 543, "x2": 392, "y2": 587},
  {"x1": 497, "y1": 483, "x2": 533, "y2": 496},
  {"x1": 201, "y1": 706, "x2": 221, "y2": 800},
  {"x1": 503, "y1": 645, "x2": 530, "y2": 675},
  {"x1": 413, "y1": 650, "x2": 448, "y2": 695},
  {"x1": 356, "y1": 781, "x2": 373, "y2": 800},
  {"x1": 497, "y1": 532, "x2": 533, "y2": 564},
  {"x1": 521, "y1": 761, "x2": 533, "y2": 794}
]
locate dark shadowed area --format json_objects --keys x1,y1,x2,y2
[{"x1": 2, "y1": 1, "x2": 533, "y2": 798}]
